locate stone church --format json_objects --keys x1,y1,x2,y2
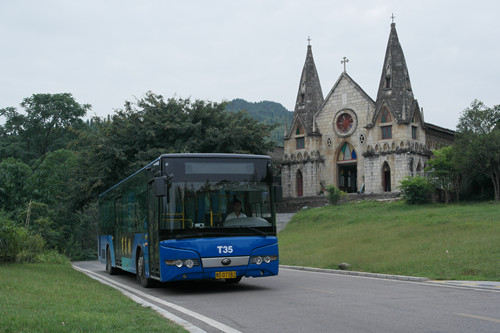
[{"x1": 281, "y1": 22, "x2": 455, "y2": 197}]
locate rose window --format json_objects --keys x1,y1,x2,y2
[{"x1": 336, "y1": 113, "x2": 353, "y2": 133}]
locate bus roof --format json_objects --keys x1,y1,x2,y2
[
  {"x1": 157, "y1": 153, "x2": 270, "y2": 160},
  {"x1": 98, "y1": 153, "x2": 270, "y2": 197}
]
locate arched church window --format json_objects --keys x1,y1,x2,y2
[
  {"x1": 416, "y1": 161, "x2": 422, "y2": 177},
  {"x1": 338, "y1": 142, "x2": 357, "y2": 161},
  {"x1": 296, "y1": 170, "x2": 303, "y2": 197},
  {"x1": 296, "y1": 124, "x2": 304, "y2": 135},
  {"x1": 381, "y1": 109, "x2": 392, "y2": 123}
]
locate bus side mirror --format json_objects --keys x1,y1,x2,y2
[
  {"x1": 274, "y1": 185, "x2": 283, "y2": 203},
  {"x1": 153, "y1": 177, "x2": 166, "y2": 197}
]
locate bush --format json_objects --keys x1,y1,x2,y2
[
  {"x1": 398, "y1": 176, "x2": 434, "y2": 204},
  {"x1": 0, "y1": 215, "x2": 24, "y2": 262},
  {"x1": 0, "y1": 210, "x2": 51, "y2": 263},
  {"x1": 33, "y1": 250, "x2": 69, "y2": 264},
  {"x1": 326, "y1": 185, "x2": 346, "y2": 205},
  {"x1": 16, "y1": 233, "x2": 46, "y2": 263}
]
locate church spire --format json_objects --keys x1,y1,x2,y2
[
  {"x1": 375, "y1": 22, "x2": 415, "y2": 122},
  {"x1": 293, "y1": 39, "x2": 324, "y2": 133}
]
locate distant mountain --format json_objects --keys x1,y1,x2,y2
[{"x1": 225, "y1": 98, "x2": 294, "y2": 146}]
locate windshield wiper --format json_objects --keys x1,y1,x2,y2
[
  {"x1": 176, "y1": 231, "x2": 234, "y2": 239},
  {"x1": 239, "y1": 226, "x2": 269, "y2": 236},
  {"x1": 175, "y1": 227, "x2": 270, "y2": 238}
]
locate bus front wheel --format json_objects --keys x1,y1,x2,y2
[
  {"x1": 225, "y1": 277, "x2": 242, "y2": 284},
  {"x1": 137, "y1": 250, "x2": 153, "y2": 288}
]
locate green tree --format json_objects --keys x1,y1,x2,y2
[
  {"x1": 425, "y1": 146, "x2": 461, "y2": 203},
  {"x1": 28, "y1": 149, "x2": 80, "y2": 251},
  {"x1": 74, "y1": 92, "x2": 276, "y2": 206},
  {"x1": 0, "y1": 93, "x2": 90, "y2": 163},
  {"x1": 30, "y1": 149, "x2": 79, "y2": 205},
  {"x1": 455, "y1": 100, "x2": 500, "y2": 201},
  {"x1": 0, "y1": 158, "x2": 32, "y2": 212}
]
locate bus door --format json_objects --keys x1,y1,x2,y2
[
  {"x1": 114, "y1": 196, "x2": 122, "y2": 266},
  {"x1": 147, "y1": 182, "x2": 160, "y2": 278}
]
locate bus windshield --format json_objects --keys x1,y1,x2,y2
[{"x1": 159, "y1": 156, "x2": 274, "y2": 238}]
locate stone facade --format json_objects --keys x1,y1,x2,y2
[{"x1": 282, "y1": 23, "x2": 455, "y2": 197}]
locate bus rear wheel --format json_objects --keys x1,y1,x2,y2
[
  {"x1": 106, "y1": 248, "x2": 118, "y2": 275},
  {"x1": 137, "y1": 250, "x2": 153, "y2": 288}
]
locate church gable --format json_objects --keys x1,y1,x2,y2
[
  {"x1": 284, "y1": 114, "x2": 315, "y2": 154},
  {"x1": 314, "y1": 73, "x2": 375, "y2": 138},
  {"x1": 316, "y1": 73, "x2": 374, "y2": 120},
  {"x1": 286, "y1": 114, "x2": 308, "y2": 138},
  {"x1": 407, "y1": 100, "x2": 425, "y2": 128}
]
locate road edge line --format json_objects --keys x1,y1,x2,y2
[
  {"x1": 72, "y1": 265, "x2": 242, "y2": 333},
  {"x1": 280, "y1": 264, "x2": 428, "y2": 282}
]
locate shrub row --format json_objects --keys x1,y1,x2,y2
[{"x1": 0, "y1": 212, "x2": 68, "y2": 264}]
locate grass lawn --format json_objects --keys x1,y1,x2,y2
[
  {"x1": 0, "y1": 263, "x2": 187, "y2": 333},
  {"x1": 278, "y1": 200, "x2": 500, "y2": 281}
]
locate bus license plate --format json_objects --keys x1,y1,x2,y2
[{"x1": 215, "y1": 271, "x2": 236, "y2": 279}]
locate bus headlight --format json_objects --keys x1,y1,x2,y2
[
  {"x1": 165, "y1": 259, "x2": 200, "y2": 269},
  {"x1": 185, "y1": 259, "x2": 195, "y2": 269},
  {"x1": 250, "y1": 255, "x2": 277, "y2": 265}
]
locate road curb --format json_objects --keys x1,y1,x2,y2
[{"x1": 280, "y1": 265, "x2": 429, "y2": 282}]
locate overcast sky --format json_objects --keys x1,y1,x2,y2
[{"x1": 1, "y1": 0, "x2": 498, "y2": 130}]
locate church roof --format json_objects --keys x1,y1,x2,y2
[
  {"x1": 373, "y1": 23, "x2": 416, "y2": 124},
  {"x1": 292, "y1": 44, "x2": 324, "y2": 134}
]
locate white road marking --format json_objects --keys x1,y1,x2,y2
[
  {"x1": 73, "y1": 265, "x2": 243, "y2": 333},
  {"x1": 456, "y1": 313, "x2": 500, "y2": 324},
  {"x1": 280, "y1": 267, "x2": 500, "y2": 293}
]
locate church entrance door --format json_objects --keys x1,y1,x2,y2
[
  {"x1": 338, "y1": 163, "x2": 357, "y2": 193},
  {"x1": 383, "y1": 162, "x2": 391, "y2": 192},
  {"x1": 296, "y1": 170, "x2": 303, "y2": 197}
]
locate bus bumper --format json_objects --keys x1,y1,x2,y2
[{"x1": 158, "y1": 237, "x2": 279, "y2": 282}]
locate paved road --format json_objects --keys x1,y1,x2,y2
[
  {"x1": 73, "y1": 261, "x2": 500, "y2": 333},
  {"x1": 276, "y1": 213, "x2": 295, "y2": 233}
]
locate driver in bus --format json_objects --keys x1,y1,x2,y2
[{"x1": 225, "y1": 197, "x2": 247, "y2": 222}]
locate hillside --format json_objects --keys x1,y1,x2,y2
[
  {"x1": 278, "y1": 200, "x2": 500, "y2": 281},
  {"x1": 225, "y1": 98, "x2": 294, "y2": 146}
]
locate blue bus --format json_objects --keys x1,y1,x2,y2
[{"x1": 98, "y1": 153, "x2": 280, "y2": 287}]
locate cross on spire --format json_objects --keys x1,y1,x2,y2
[
  {"x1": 341, "y1": 56, "x2": 349, "y2": 73},
  {"x1": 307, "y1": 36, "x2": 311, "y2": 45},
  {"x1": 391, "y1": 13, "x2": 396, "y2": 23}
]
